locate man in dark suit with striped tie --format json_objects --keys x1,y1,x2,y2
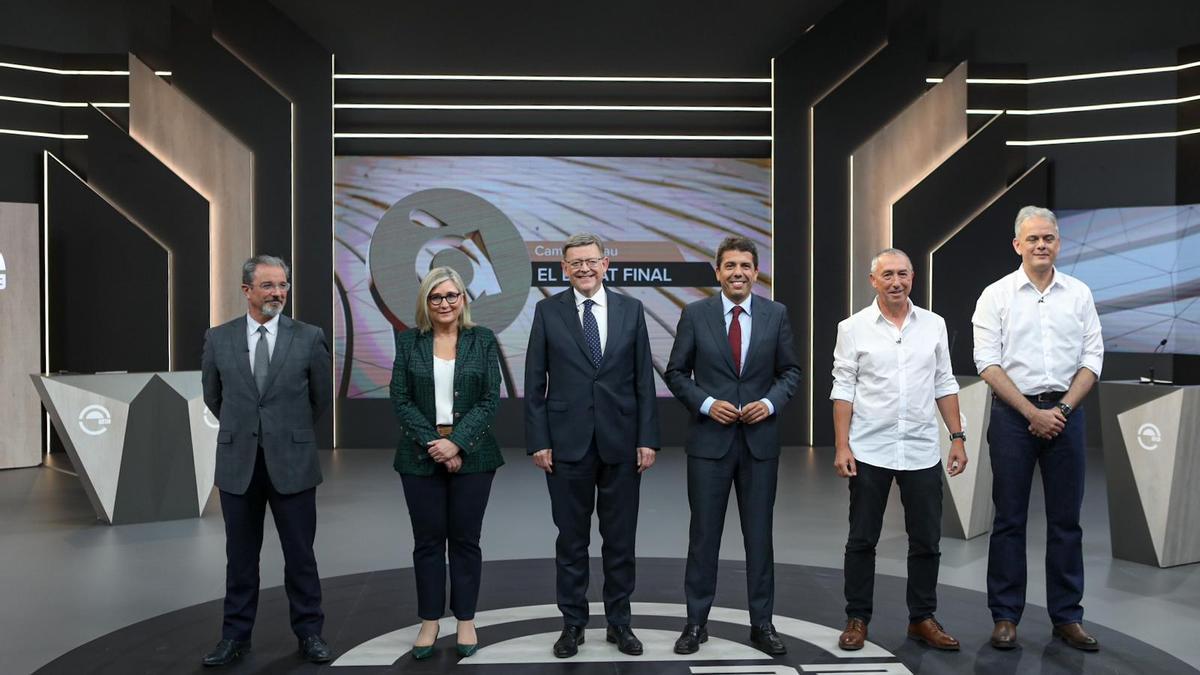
[
  {"x1": 525, "y1": 233, "x2": 660, "y2": 658},
  {"x1": 665, "y1": 236, "x2": 802, "y2": 656}
]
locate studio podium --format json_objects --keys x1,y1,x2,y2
[
  {"x1": 936, "y1": 375, "x2": 995, "y2": 539},
  {"x1": 31, "y1": 372, "x2": 218, "y2": 525},
  {"x1": 1099, "y1": 381, "x2": 1200, "y2": 567}
]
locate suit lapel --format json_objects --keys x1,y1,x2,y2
[
  {"x1": 261, "y1": 315, "x2": 295, "y2": 396},
  {"x1": 704, "y1": 294, "x2": 737, "y2": 376},
  {"x1": 555, "y1": 289, "x2": 596, "y2": 367},
  {"x1": 453, "y1": 328, "x2": 472, "y2": 389},
  {"x1": 745, "y1": 295, "x2": 769, "y2": 373},
  {"x1": 599, "y1": 291, "x2": 627, "y2": 371},
  {"x1": 233, "y1": 319, "x2": 258, "y2": 394}
]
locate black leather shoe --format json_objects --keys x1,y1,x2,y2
[
  {"x1": 606, "y1": 625, "x2": 643, "y2": 655},
  {"x1": 750, "y1": 623, "x2": 787, "y2": 655},
  {"x1": 553, "y1": 625, "x2": 585, "y2": 658},
  {"x1": 202, "y1": 639, "x2": 251, "y2": 667},
  {"x1": 674, "y1": 623, "x2": 708, "y2": 654},
  {"x1": 298, "y1": 634, "x2": 332, "y2": 663},
  {"x1": 1053, "y1": 622, "x2": 1100, "y2": 652}
]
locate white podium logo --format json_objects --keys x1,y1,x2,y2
[
  {"x1": 0, "y1": 251, "x2": 7, "y2": 290},
  {"x1": 202, "y1": 407, "x2": 220, "y2": 429},
  {"x1": 1137, "y1": 422, "x2": 1162, "y2": 451},
  {"x1": 78, "y1": 404, "x2": 112, "y2": 436}
]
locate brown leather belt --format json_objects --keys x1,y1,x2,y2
[{"x1": 436, "y1": 424, "x2": 454, "y2": 437}]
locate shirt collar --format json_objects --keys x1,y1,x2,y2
[
  {"x1": 247, "y1": 313, "x2": 280, "y2": 337},
  {"x1": 1015, "y1": 264, "x2": 1063, "y2": 293},
  {"x1": 574, "y1": 284, "x2": 607, "y2": 308},
  {"x1": 867, "y1": 296, "x2": 915, "y2": 325},
  {"x1": 721, "y1": 292, "x2": 752, "y2": 316}
]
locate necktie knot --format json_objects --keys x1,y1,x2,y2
[
  {"x1": 731, "y1": 305, "x2": 743, "y2": 320},
  {"x1": 257, "y1": 325, "x2": 268, "y2": 335},
  {"x1": 584, "y1": 299, "x2": 595, "y2": 311}
]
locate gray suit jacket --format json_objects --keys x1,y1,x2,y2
[
  {"x1": 664, "y1": 293, "x2": 801, "y2": 459},
  {"x1": 201, "y1": 314, "x2": 333, "y2": 494}
]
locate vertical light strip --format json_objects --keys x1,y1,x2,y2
[
  {"x1": 847, "y1": 155, "x2": 854, "y2": 316},
  {"x1": 291, "y1": 102, "x2": 297, "y2": 318},
  {"x1": 806, "y1": 107, "x2": 815, "y2": 446},
  {"x1": 769, "y1": 58, "x2": 775, "y2": 302},
  {"x1": 42, "y1": 150, "x2": 50, "y2": 457},
  {"x1": 331, "y1": 52, "x2": 338, "y2": 449}
]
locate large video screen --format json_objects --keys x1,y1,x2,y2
[
  {"x1": 1058, "y1": 204, "x2": 1200, "y2": 354},
  {"x1": 334, "y1": 156, "x2": 772, "y2": 399}
]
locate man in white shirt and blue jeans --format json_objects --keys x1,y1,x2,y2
[
  {"x1": 831, "y1": 248, "x2": 968, "y2": 652},
  {"x1": 973, "y1": 206, "x2": 1103, "y2": 652}
]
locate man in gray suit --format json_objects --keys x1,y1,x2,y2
[
  {"x1": 200, "y1": 255, "x2": 333, "y2": 667},
  {"x1": 665, "y1": 236, "x2": 801, "y2": 656}
]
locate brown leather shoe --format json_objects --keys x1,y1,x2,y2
[
  {"x1": 906, "y1": 617, "x2": 960, "y2": 651},
  {"x1": 838, "y1": 618, "x2": 867, "y2": 651},
  {"x1": 1053, "y1": 622, "x2": 1100, "y2": 652},
  {"x1": 991, "y1": 620, "x2": 1018, "y2": 650}
]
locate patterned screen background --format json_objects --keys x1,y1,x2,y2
[
  {"x1": 335, "y1": 156, "x2": 772, "y2": 399},
  {"x1": 1058, "y1": 204, "x2": 1200, "y2": 354}
]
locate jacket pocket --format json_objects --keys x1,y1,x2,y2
[
  {"x1": 292, "y1": 429, "x2": 315, "y2": 442},
  {"x1": 217, "y1": 430, "x2": 233, "y2": 444}
]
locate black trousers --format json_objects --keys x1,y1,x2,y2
[
  {"x1": 400, "y1": 469, "x2": 496, "y2": 621},
  {"x1": 844, "y1": 460, "x2": 942, "y2": 623},
  {"x1": 545, "y1": 440, "x2": 641, "y2": 628},
  {"x1": 684, "y1": 428, "x2": 778, "y2": 626},
  {"x1": 219, "y1": 448, "x2": 323, "y2": 641}
]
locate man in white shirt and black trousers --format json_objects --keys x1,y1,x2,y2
[
  {"x1": 830, "y1": 247, "x2": 968, "y2": 653},
  {"x1": 973, "y1": 206, "x2": 1103, "y2": 652}
]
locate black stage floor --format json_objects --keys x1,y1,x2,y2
[{"x1": 37, "y1": 558, "x2": 1194, "y2": 674}]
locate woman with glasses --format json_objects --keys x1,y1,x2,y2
[{"x1": 389, "y1": 266, "x2": 504, "y2": 660}]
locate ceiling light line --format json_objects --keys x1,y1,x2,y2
[
  {"x1": 1007, "y1": 127, "x2": 1200, "y2": 146},
  {"x1": 0, "y1": 94, "x2": 129, "y2": 108},
  {"x1": 0, "y1": 128, "x2": 88, "y2": 139},
  {"x1": 966, "y1": 92, "x2": 1200, "y2": 116},
  {"x1": 335, "y1": 73, "x2": 770, "y2": 83},
  {"x1": 334, "y1": 103, "x2": 771, "y2": 112},
  {"x1": 0, "y1": 61, "x2": 170, "y2": 76},
  {"x1": 926, "y1": 58, "x2": 1200, "y2": 85},
  {"x1": 334, "y1": 132, "x2": 771, "y2": 140}
]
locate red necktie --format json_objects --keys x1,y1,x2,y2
[{"x1": 729, "y1": 305, "x2": 743, "y2": 374}]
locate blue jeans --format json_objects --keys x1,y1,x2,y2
[{"x1": 986, "y1": 399, "x2": 1086, "y2": 625}]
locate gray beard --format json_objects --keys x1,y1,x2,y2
[{"x1": 261, "y1": 302, "x2": 283, "y2": 318}]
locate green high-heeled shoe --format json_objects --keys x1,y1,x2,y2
[
  {"x1": 412, "y1": 625, "x2": 439, "y2": 660},
  {"x1": 456, "y1": 642, "x2": 479, "y2": 658}
]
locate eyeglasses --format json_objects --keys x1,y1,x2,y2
[
  {"x1": 249, "y1": 282, "x2": 290, "y2": 292},
  {"x1": 428, "y1": 292, "x2": 462, "y2": 306},
  {"x1": 564, "y1": 257, "x2": 605, "y2": 270}
]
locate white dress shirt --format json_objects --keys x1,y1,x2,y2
[
  {"x1": 433, "y1": 356, "x2": 455, "y2": 425},
  {"x1": 573, "y1": 285, "x2": 608, "y2": 354},
  {"x1": 699, "y1": 293, "x2": 775, "y2": 416},
  {"x1": 830, "y1": 298, "x2": 959, "y2": 471},
  {"x1": 246, "y1": 313, "x2": 280, "y2": 374},
  {"x1": 972, "y1": 265, "x2": 1104, "y2": 394}
]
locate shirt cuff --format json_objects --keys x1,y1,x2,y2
[
  {"x1": 829, "y1": 384, "x2": 856, "y2": 402},
  {"x1": 759, "y1": 398, "x2": 775, "y2": 416},
  {"x1": 700, "y1": 396, "x2": 715, "y2": 416}
]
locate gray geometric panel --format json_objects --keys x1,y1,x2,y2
[
  {"x1": 113, "y1": 376, "x2": 199, "y2": 524},
  {"x1": 1165, "y1": 387, "x2": 1200, "y2": 566},
  {"x1": 938, "y1": 376, "x2": 994, "y2": 540},
  {"x1": 30, "y1": 372, "x2": 217, "y2": 525},
  {"x1": 1117, "y1": 388, "x2": 1183, "y2": 562}
]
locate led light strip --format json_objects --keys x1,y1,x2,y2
[
  {"x1": 926, "y1": 58, "x2": 1200, "y2": 85},
  {"x1": 0, "y1": 61, "x2": 170, "y2": 76},
  {"x1": 966, "y1": 92, "x2": 1200, "y2": 116},
  {"x1": 1007, "y1": 127, "x2": 1200, "y2": 146},
  {"x1": 335, "y1": 73, "x2": 770, "y2": 83},
  {"x1": 334, "y1": 103, "x2": 771, "y2": 112},
  {"x1": 334, "y1": 132, "x2": 771, "y2": 140},
  {"x1": 0, "y1": 94, "x2": 129, "y2": 108},
  {"x1": 0, "y1": 128, "x2": 87, "y2": 140}
]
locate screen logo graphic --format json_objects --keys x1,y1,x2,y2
[
  {"x1": 0, "y1": 251, "x2": 7, "y2": 290},
  {"x1": 1137, "y1": 422, "x2": 1162, "y2": 451},
  {"x1": 369, "y1": 189, "x2": 531, "y2": 335},
  {"x1": 78, "y1": 404, "x2": 112, "y2": 436}
]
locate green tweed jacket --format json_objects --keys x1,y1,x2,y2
[{"x1": 390, "y1": 325, "x2": 504, "y2": 476}]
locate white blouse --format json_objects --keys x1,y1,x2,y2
[{"x1": 433, "y1": 356, "x2": 456, "y2": 425}]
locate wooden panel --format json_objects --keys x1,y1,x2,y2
[
  {"x1": 0, "y1": 202, "x2": 42, "y2": 468},
  {"x1": 848, "y1": 63, "x2": 968, "y2": 311},
  {"x1": 127, "y1": 55, "x2": 253, "y2": 326}
]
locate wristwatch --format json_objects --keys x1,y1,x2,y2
[
  {"x1": 949, "y1": 431, "x2": 967, "y2": 442},
  {"x1": 1057, "y1": 402, "x2": 1073, "y2": 418}
]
